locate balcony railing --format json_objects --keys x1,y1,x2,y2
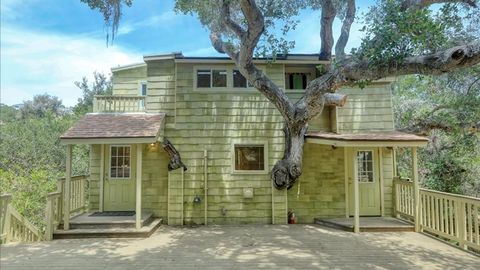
[{"x1": 93, "y1": 95, "x2": 145, "y2": 113}]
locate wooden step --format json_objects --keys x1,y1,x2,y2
[
  {"x1": 60, "y1": 212, "x2": 154, "y2": 229},
  {"x1": 53, "y1": 218, "x2": 162, "y2": 239},
  {"x1": 314, "y1": 217, "x2": 415, "y2": 232}
]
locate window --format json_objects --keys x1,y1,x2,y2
[
  {"x1": 286, "y1": 73, "x2": 307, "y2": 90},
  {"x1": 233, "y1": 70, "x2": 246, "y2": 88},
  {"x1": 233, "y1": 143, "x2": 267, "y2": 173},
  {"x1": 196, "y1": 69, "x2": 227, "y2": 88},
  {"x1": 197, "y1": 70, "x2": 211, "y2": 87},
  {"x1": 139, "y1": 82, "x2": 147, "y2": 96},
  {"x1": 110, "y1": 146, "x2": 131, "y2": 178},
  {"x1": 357, "y1": 150, "x2": 374, "y2": 182}
]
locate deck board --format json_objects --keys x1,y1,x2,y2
[{"x1": 1, "y1": 224, "x2": 477, "y2": 270}]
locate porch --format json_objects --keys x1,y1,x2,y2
[{"x1": 1, "y1": 224, "x2": 478, "y2": 270}]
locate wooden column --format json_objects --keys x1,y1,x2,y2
[
  {"x1": 344, "y1": 148, "x2": 349, "y2": 218},
  {"x1": 64, "y1": 144, "x2": 72, "y2": 230},
  {"x1": 353, "y1": 149, "x2": 360, "y2": 233},
  {"x1": 99, "y1": 144, "x2": 105, "y2": 212},
  {"x1": 135, "y1": 144, "x2": 143, "y2": 230},
  {"x1": 412, "y1": 147, "x2": 420, "y2": 232},
  {"x1": 379, "y1": 148, "x2": 385, "y2": 217}
]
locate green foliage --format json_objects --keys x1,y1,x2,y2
[
  {"x1": 20, "y1": 93, "x2": 65, "y2": 119},
  {"x1": 74, "y1": 71, "x2": 113, "y2": 115},
  {"x1": 1, "y1": 93, "x2": 90, "y2": 229},
  {"x1": 393, "y1": 68, "x2": 480, "y2": 196}
]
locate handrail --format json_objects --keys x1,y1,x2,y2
[
  {"x1": 45, "y1": 192, "x2": 62, "y2": 241},
  {"x1": 1, "y1": 194, "x2": 43, "y2": 244},
  {"x1": 93, "y1": 95, "x2": 146, "y2": 113},
  {"x1": 394, "y1": 181, "x2": 480, "y2": 252}
]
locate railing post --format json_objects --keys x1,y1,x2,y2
[
  {"x1": 412, "y1": 147, "x2": 421, "y2": 232},
  {"x1": 64, "y1": 145, "x2": 72, "y2": 230},
  {"x1": 45, "y1": 194, "x2": 54, "y2": 241},
  {"x1": 1, "y1": 194, "x2": 12, "y2": 244},
  {"x1": 456, "y1": 200, "x2": 467, "y2": 250}
]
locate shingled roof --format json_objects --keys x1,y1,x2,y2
[
  {"x1": 305, "y1": 131, "x2": 428, "y2": 147},
  {"x1": 60, "y1": 113, "x2": 165, "y2": 144}
]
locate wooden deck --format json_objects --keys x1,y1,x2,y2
[
  {"x1": 1, "y1": 225, "x2": 478, "y2": 270},
  {"x1": 315, "y1": 217, "x2": 415, "y2": 232}
]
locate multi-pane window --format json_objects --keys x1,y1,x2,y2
[
  {"x1": 110, "y1": 146, "x2": 131, "y2": 178},
  {"x1": 234, "y1": 144, "x2": 265, "y2": 171},
  {"x1": 196, "y1": 69, "x2": 227, "y2": 88},
  {"x1": 286, "y1": 73, "x2": 308, "y2": 90},
  {"x1": 140, "y1": 82, "x2": 147, "y2": 96},
  {"x1": 357, "y1": 150, "x2": 374, "y2": 182}
]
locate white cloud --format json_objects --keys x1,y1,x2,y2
[{"x1": 1, "y1": 26, "x2": 142, "y2": 106}]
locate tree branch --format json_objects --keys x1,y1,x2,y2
[
  {"x1": 319, "y1": 0, "x2": 336, "y2": 60},
  {"x1": 340, "y1": 40, "x2": 480, "y2": 81},
  {"x1": 334, "y1": 0, "x2": 356, "y2": 60},
  {"x1": 401, "y1": 0, "x2": 477, "y2": 10}
]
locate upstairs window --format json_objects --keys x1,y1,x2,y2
[
  {"x1": 286, "y1": 73, "x2": 307, "y2": 90},
  {"x1": 139, "y1": 82, "x2": 147, "y2": 96},
  {"x1": 233, "y1": 70, "x2": 253, "y2": 88},
  {"x1": 196, "y1": 69, "x2": 227, "y2": 88}
]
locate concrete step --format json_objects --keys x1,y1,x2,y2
[{"x1": 53, "y1": 218, "x2": 162, "y2": 239}]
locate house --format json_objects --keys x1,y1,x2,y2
[{"x1": 58, "y1": 52, "x2": 429, "y2": 236}]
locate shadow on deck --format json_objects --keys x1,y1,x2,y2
[{"x1": 314, "y1": 217, "x2": 414, "y2": 232}]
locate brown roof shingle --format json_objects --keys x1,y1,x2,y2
[
  {"x1": 305, "y1": 131, "x2": 428, "y2": 142},
  {"x1": 61, "y1": 113, "x2": 165, "y2": 139}
]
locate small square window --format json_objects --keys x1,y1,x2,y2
[
  {"x1": 212, "y1": 70, "x2": 227, "y2": 87},
  {"x1": 197, "y1": 70, "x2": 211, "y2": 88},
  {"x1": 234, "y1": 144, "x2": 265, "y2": 171},
  {"x1": 233, "y1": 70, "x2": 247, "y2": 88}
]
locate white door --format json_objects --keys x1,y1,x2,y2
[{"x1": 348, "y1": 148, "x2": 381, "y2": 216}]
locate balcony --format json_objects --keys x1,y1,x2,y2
[{"x1": 93, "y1": 95, "x2": 145, "y2": 113}]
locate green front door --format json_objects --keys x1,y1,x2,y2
[
  {"x1": 348, "y1": 148, "x2": 382, "y2": 216},
  {"x1": 104, "y1": 145, "x2": 136, "y2": 211}
]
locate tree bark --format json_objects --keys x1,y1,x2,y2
[
  {"x1": 319, "y1": 0, "x2": 336, "y2": 60},
  {"x1": 271, "y1": 124, "x2": 308, "y2": 190},
  {"x1": 161, "y1": 138, "x2": 187, "y2": 171}
]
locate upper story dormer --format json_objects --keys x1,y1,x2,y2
[{"x1": 93, "y1": 52, "x2": 394, "y2": 134}]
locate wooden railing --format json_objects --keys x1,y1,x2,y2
[
  {"x1": 394, "y1": 177, "x2": 415, "y2": 220},
  {"x1": 1, "y1": 194, "x2": 43, "y2": 244},
  {"x1": 44, "y1": 175, "x2": 88, "y2": 240},
  {"x1": 93, "y1": 95, "x2": 145, "y2": 113},
  {"x1": 394, "y1": 179, "x2": 480, "y2": 251},
  {"x1": 57, "y1": 175, "x2": 87, "y2": 215}
]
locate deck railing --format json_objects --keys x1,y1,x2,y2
[
  {"x1": 1, "y1": 194, "x2": 43, "y2": 244},
  {"x1": 44, "y1": 175, "x2": 88, "y2": 240},
  {"x1": 394, "y1": 178, "x2": 480, "y2": 251},
  {"x1": 93, "y1": 95, "x2": 145, "y2": 113}
]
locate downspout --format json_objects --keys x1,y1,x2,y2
[
  {"x1": 204, "y1": 149, "x2": 208, "y2": 225},
  {"x1": 181, "y1": 168, "x2": 184, "y2": 226},
  {"x1": 271, "y1": 182, "x2": 275, "y2": 224}
]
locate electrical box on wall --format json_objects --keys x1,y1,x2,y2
[{"x1": 243, "y1": 188, "x2": 254, "y2": 198}]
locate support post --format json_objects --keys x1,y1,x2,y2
[
  {"x1": 204, "y1": 149, "x2": 208, "y2": 225},
  {"x1": 64, "y1": 145, "x2": 72, "y2": 230},
  {"x1": 344, "y1": 148, "x2": 349, "y2": 218},
  {"x1": 412, "y1": 147, "x2": 421, "y2": 232},
  {"x1": 379, "y1": 148, "x2": 385, "y2": 217},
  {"x1": 136, "y1": 144, "x2": 143, "y2": 230},
  {"x1": 99, "y1": 144, "x2": 105, "y2": 212},
  {"x1": 353, "y1": 149, "x2": 360, "y2": 233}
]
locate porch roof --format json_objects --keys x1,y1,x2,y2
[
  {"x1": 60, "y1": 113, "x2": 165, "y2": 145},
  {"x1": 305, "y1": 131, "x2": 428, "y2": 147}
]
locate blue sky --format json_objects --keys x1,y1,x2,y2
[{"x1": 1, "y1": 0, "x2": 374, "y2": 106}]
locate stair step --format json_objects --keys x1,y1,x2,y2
[
  {"x1": 53, "y1": 218, "x2": 162, "y2": 239},
  {"x1": 314, "y1": 217, "x2": 415, "y2": 232},
  {"x1": 61, "y1": 213, "x2": 154, "y2": 229}
]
